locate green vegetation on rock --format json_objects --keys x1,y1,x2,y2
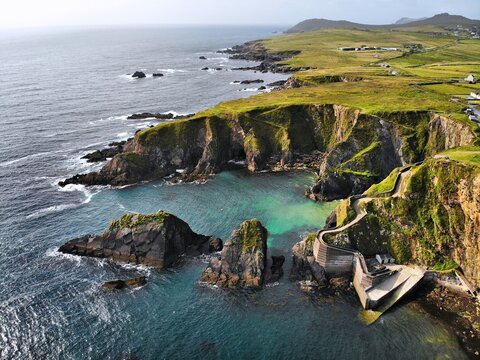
[
  {"x1": 109, "y1": 211, "x2": 169, "y2": 230},
  {"x1": 236, "y1": 219, "x2": 267, "y2": 252}
]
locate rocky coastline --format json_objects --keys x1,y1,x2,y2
[
  {"x1": 413, "y1": 284, "x2": 480, "y2": 358},
  {"x1": 219, "y1": 41, "x2": 309, "y2": 73}
]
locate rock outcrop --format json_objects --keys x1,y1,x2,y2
[
  {"x1": 223, "y1": 41, "x2": 306, "y2": 73},
  {"x1": 200, "y1": 219, "x2": 268, "y2": 288},
  {"x1": 58, "y1": 211, "x2": 222, "y2": 268},
  {"x1": 132, "y1": 71, "x2": 146, "y2": 79},
  {"x1": 291, "y1": 233, "x2": 328, "y2": 285},
  {"x1": 81, "y1": 140, "x2": 128, "y2": 163},
  {"x1": 102, "y1": 276, "x2": 147, "y2": 290}
]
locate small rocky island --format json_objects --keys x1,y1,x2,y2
[
  {"x1": 59, "y1": 211, "x2": 222, "y2": 268},
  {"x1": 200, "y1": 219, "x2": 268, "y2": 288}
]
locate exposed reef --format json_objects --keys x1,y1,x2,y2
[
  {"x1": 59, "y1": 211, "x2": 223, "y2": 268},
  {"x1": 131, "y1": 71, "x2": 146, "y2": 79},
  {"x1": 200, "y1": 219, "x2": 267, "y2": 288},
  {"x1": 81, "y1": 140, "x2": 129, "y2": 163},
  {"x1": 102, "y1": 276, "x2": 147, "y2": 290},
  {"x1": 221, "y1": 41, "x2": 307, "y2": 73},
  {"x1": 127, "y1": 112, "x2": 195, "y2": 120}
]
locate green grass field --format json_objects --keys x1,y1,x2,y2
[
  {"x1": 196, "y1": 27, "x2": 480, "y2": 122},
  {"x1": 145, "y1": 25, "x2": 480, "y2": 165}
]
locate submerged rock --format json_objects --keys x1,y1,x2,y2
[
  {"x1": 132, "y1": 71, "x2": 146, "y2": 78},
  {"x1": 102, "y1": 276, "x2": 147, "y2": 290},
  {"x1": 200, "y1": 219, "x2": 268, "y2": 288},
  {"x1": 59, "y1": 211, "x2": 222, "y2": 268},
  {"x1": 152, "y1": 73, "x2": 164, "y2": 77},
  {"x1": 268, "y1": 255, "x2": 285, "y2": 282},
  {"x1": 199, "y1": 56, "x2": 207, "y2": 60},
  {"x1": 240, "y1": 79, "x2": 264, "y2": 84}
]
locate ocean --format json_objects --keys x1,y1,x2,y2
[{"x1": 0, "y1": 25, "x2": 468, "y2": 359}]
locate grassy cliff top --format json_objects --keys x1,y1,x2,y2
[
  {"x1": 229, "y1": 218, "x2": 267, "y2": 252},
  {"x1": 139, "y1": 26, "x2": 480, "y2": 146},
  {"x1": 441, "y1": 146, "x2": 480, "y2": 167}
]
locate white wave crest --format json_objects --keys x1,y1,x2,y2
[
  {"x1": 116, "y1": 132, "x2": 128, "y2": 139},
  {"x1": 0, "y1": 150, "x2": 62, "y2": 167},
  {"x1": 26, "y1": 203, "x2": 79, "y2": 219},
  {"x1": 45, "y1": 247, "x2": 83, "y2": 265},
  {"x1": 157, "y1": 68, "x2": 187, "y2": 74},
  {"x1": 57, "y1": 183, "x2": 96, "y2": 203}
]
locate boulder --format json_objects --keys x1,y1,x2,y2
[
  {"x1": 268, "y1": 255, "x2": 285, "y2": 282},
  {"x1": 201, "y1": 67, "x2": 209, "y2": 71},
  {"x1": 200, "y1": 219, "x2": 268, "y2": 288},
  {"x1": 102, "y1": 276, "x2": 147, "y2": 290},
  {"x1": 132, "y1": 71, "x2": 146, "y2": 79},
  {"x1": 59, "y1": 211, "x2": 222, "y2": 268},
  {"x1": 258, "y1": 86, "x2": 266, "y2": 91},
  {"x1": 199, "y1": 56, "x2": 207, "y2": 60}
]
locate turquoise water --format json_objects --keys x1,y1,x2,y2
[{"x1": 0, "y1": 170, "x2": 467, "y2": 359}]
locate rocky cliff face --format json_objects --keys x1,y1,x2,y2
[
  {"x1": 310, "y1": 111, "x2": 476, "y2": 200},
  {"x1": 326, "y1": 159, "x2": 480, "y2": 289},
  {"x1": 60, "y1": 106, "x2": 476, "y2": 201},
  {"x1": 200, "y1": 219, "x2": 268, "y2": 288},
  {"x1": 59, "y1": 211, "x2": 222, "y2": 268}
]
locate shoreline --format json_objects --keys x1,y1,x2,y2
[{"x1": 411, "y1": 284, "x2": 480, "y2": 358}]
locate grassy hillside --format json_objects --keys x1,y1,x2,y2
[
  {"x1": 184, "y1": 27, "x2": 479, "y2": 130},
  {"x1": 127, "y1": 26, "x2": 480, "y2": 197}
]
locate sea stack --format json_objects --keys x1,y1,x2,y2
[
  {"x1": 200, "y1": 219, "x2": 268, "y2": 288},
  {"x1": 59, "y1": 211, "x2": 223, "y2": 268}
]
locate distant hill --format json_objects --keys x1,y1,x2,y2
[
  {"x1": 395, "y1": 17, "x2": 427, "y2": 25},
  {"x1": 286, "y1": 19, "x2": 370, "y2": 33},
  {"x1": 399, "y1": 13, "x2": 480, "y2": 27},
  {"x1": 286, "y1": 13, "x2": 480, "y2": 33}
]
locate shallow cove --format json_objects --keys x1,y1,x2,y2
[{"x1": 0, "y1": 170, "x2": 468, "y2": 359}]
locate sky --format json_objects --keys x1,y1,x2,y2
[{"x1": 0, "y1": 0, "x2": 479, "y2": 29}]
